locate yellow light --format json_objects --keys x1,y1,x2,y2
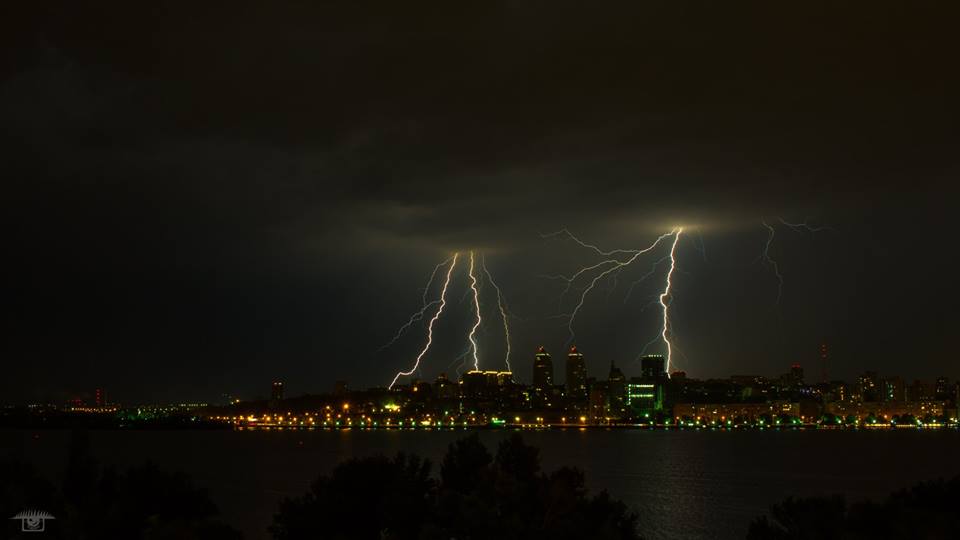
[{"x1": 579, "y1": 416, "x2": 586, "y2": 423}]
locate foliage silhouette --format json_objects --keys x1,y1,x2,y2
[
  {"x1": 747, "y1": 475, "x2": 960, "y2": 539},
  {"x1": 271, "y1": 433, "x2": 641, "y2": 540},
  {"x1": 1, "y1": 430, "x2": 240, "y2": 540}
]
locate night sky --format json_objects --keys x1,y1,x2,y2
[{"x1": 3, "y1": 2, "x2": 956, "y2": 404}]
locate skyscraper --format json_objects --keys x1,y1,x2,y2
[
  {"x1": 858, "y1": 371, "x2": 880, "y2": 402},
  {"x1": 94, "y1": 388, "x2": 105, "y2": 408},
  {"x1": 271, "y1": 381, "x2": 284, "y2": 401},
  {"x1": 935, "y1": 376, "x2": 950, "y2": 400},
  {"x1": 640, "y1": 355, "x2": 666, "y2": 380},
  {"x1": 883, "y1": 376, "x2": 905, "y2": 402},
  {"x1": 607, "y1": 360, "x2": 626, "y2": 419},
  {"x1": 790, "y1": 364, "x2": 804, "y2": 385},
  {"x1": 565, "y1": 346, "x2": 588, "y2": 400},
  {"x1": 532, "y1": 346, "x2": 554, "y2": 391}
]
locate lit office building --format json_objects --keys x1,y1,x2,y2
[
  {"x1": 565, "y1": 346, "x2": 588, "y2": 401},
  {"x1": 532, "y1": 346, "x2": 554, "y2": 391}
]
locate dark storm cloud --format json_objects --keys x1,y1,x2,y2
[{"x1": 2, "y1": 1, "x2": 957, "y2": 402}]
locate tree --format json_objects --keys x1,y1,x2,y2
[
  {"x1": 270, "y1": 453, "x2": 434, "y2": 540},
  {"x1": 747, "y1": 476, "x2": 960, "y2": 539},
  {"x1": 1, "y1": 430, "x2": 240, "y2": 540},
  {"x1": 272, "y1": 433, "x2": 642, "y2": 540}
]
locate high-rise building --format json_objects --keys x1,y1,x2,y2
[
  {"x1": 935, "y1": 376, "x2": 951, "y2": 400},
  {"x1": 883, "y1": 376, "x2": 905, "y2": 402},
  {"x1": 641, "y1": 355, "x2": 666, "y2": 380},
  {"x1": 908, "y1": 380, "x2": 934, "y2": 402},
  {"x1": 94, "y1": 388, "x2": 105, "y2": 408},
  {"x1": 790, "y1": 364, "x2": 804, "y2": 384},
  {"x1": 607, "y1": 360, "x2": 626, "y2": 419},
  {"x1": 434, "y1": 373, "x2": 458, "y2": 399},
  {"x1": 859, "y1": 371, "x2": 880, "y2": 402},
  {"x1": 460, "y1": 370, "x2": 513, "y2": 399},
  {"x1": 532, "y1": 346, "x2": 554, "y2": 391},
  {"x1": 588, "y1": 382, "x2": 609, "y2": 423},
  {"x1": 565, "y1": 346, "x2": 588, "y2": 400},
  {"x1": 271, "y1": 381, "x2": 284, "y2": 401},
  {"x1": 819, "y1": 342, "x2": 829, "y2": 383},
  {"x1": 626, "y1": 378, "x2": 663, "y2": 419}
]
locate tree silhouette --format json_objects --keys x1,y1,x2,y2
[
  {"x1": 1, "y1": 430, "x2": 240, "y2": 540},
  {"x1": 271, "y1": 433, "x2": 641, "y2": 540},
  {"x1": 747, "y1": 476, "x2": 960, "y2": 539},
  {"x1": 269, "y1": 452, "x2": 433, "y2": 540}
]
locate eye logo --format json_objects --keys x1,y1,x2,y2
[{"x1": 9, "y1": 510, "x2": 56, "y2": 532}]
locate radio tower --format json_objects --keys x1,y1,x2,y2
[{"x1": 819, "y1": 342, "x2": 829, "y2": 383}]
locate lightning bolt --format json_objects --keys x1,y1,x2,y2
[
  {"x1": 467, "y1": 251, "x2": 482, "y2": 371},
  {"x1": 660, "y1": 228, "x2": 683, "y2": 374},
  {"x1": 541, "y1": 228, "x2": 644, "y2": 257},
  {"x1": 377, "y1": 256, "x2": 453, "y2": 352},
  {"x1": 481, "y1": 254, "x2": 513, "y2": 374},
  {"x1": 778, "y1": 217, "x2": 833, "y2": 233},
  {"x1": 548, "y1": 229, "x2": 680, "y2": 346},
  {"x1": 447, "y1": 344, "x2": 474, "y2": 377},
  {"x1": 623, "y1": 254, "x2": 672, "y2": 304},
  {"x1": 389, "y1": 252, "x2": 459, "y2": 389},
  {"x1": 539, "y1": 259, "x2": 623, "y2": 311},
  {"x1": 761, "y1": 219, "x2": 784, "y2": 304}
]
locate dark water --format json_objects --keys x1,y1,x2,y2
[{"x1": 4, "y1": 428, "x2": 960, "y2": 539}]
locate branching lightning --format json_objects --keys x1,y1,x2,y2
[
  {"x1": 761, "y1": 219, "x2": 784, "y2": 304},
  {"x1": 385, "y1": 249, "x2": 521, "y2": 385},
  {"x1": 623, "y1": 255, "x2": 672, "y2": 304},
  {"x1": 389, "y1": 253, "x2": 459, "y2": 389},
  {"x1": 545, "y1": 228, "x2": 680, "y2": 346},
  {"x1": 481, "y1": 255, "x2": 513, "y2": 374},
  {"x1": 540, "y1": 228, "x2": 643, "y2": 257},
  {"x1": 539, "y1": 259, "x2": 622, "y2": 311},
  {"x1": 778, "y1": 217, "x2": 833, "y2": 233},
  {"x1": 377, "y1": 256, "x2": 453, "y2": 352},
  {"x1": 756, "y1": 217, "x2": 831, "y2": 305},
  {"x1": 466, "y1": 252, "x2": 483, "y2": 371}
]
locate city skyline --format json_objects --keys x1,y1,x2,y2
[{"x1": 19, "y1": 346, "x2": 957, "y2": 409}]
